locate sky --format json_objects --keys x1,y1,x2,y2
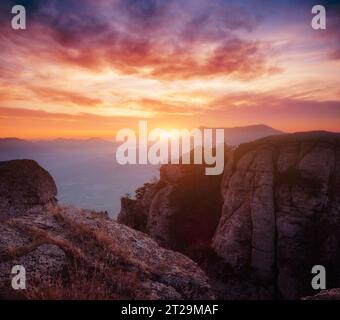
[{"x1": 0, "y1": 0, "x2": 339, "y2": 139}]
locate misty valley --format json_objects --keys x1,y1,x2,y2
[{"x1": 0, "y1": 125, "x2": 281, "y2": 216}]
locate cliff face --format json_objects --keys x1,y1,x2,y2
[
  {"x1": 214, "y1": 132, "x2": 340, "y2": 299},
  {"x1": 120, "y1": 132, "x2": 340, "y2": 299},
  {"x1": 0, "y1": 160, "x2": 213, "y2": 300},
  {"x1": 118, "y1": 163, "x2": 224, "y2": 253}
]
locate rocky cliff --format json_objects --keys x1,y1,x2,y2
[
  {"x1": 119, "y1": 131, "x2": 340, "y2": 299},
  {"x1": 0, "y1": 160, "x2": 213, "y2": 299},
  {"x1": 119, "y1": 163, "x2": 224, "y2": 254}
]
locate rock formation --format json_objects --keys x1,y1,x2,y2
[
  {"x1": 120, "y1": 131, "x2": 340, "y2": 299},
  {"x1": 0, "y1": 160, "x2": 57, "y2": 218},
  {"x1": 0, "y1": 160, "x2": 214, "y2": 299},
  {"x1": 213, "y1": 131, "x2": 340, "y2": 299},
  {"x1": 118, "y1": 163, "x2": 224, "y2": 252}
]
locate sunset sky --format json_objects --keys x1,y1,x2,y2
[{"x1": 0, "y1": 0, "x2": 340, "y2": 139}]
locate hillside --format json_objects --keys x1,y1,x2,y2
[{"x1": 0, "y1": 160, "x2": 213, "y2": 299}]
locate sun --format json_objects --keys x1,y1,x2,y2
[{"x1": 160, "y1": 131, "x2": 175, "y2": 140}]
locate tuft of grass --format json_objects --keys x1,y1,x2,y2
[{"x1": 4, "y1": 206, "x2": 167, "y2": 300}]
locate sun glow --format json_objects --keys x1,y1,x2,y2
[{"x1": 159, "y1": 131, "x2": 177, "y2": 140}]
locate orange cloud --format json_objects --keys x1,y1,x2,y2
[
  {"x1": 28, "y1": 86, "x2": 102, "y2": 107},
  {"x1": 0, "y1": 0, "x2": 339, "y2": 138}
]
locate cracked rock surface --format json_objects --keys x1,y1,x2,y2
[{"x1": 213, "y1": 132, "x2": 340, "y2": 298}]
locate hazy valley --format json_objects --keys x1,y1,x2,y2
[{"x1": 0, "y1": 124, "x2": 282, "y2": 216}]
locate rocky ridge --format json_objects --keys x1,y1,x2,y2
[{"x1": 0, "y1": 160, "x2": 213, "y2": 299}]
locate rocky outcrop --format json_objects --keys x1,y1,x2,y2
[
  {"x1": 119, "y1": 163, "x2": 224, "y2": 251},
  {"x1": 117, "y1": 180, "x2": 163, "y2": 233},
  {"x1": 213, "y1": 131, "x2": 340, "y2": 299},
  {"x1": 118, "y1": 197, "x2": 148, "y2": 232},
  {"x1": 0, "y1": 160, "x2": 214, "y2": 300},
  {"x1": 120, "y1": 131, "x2": 340, "y2": 299},
  {"x1": 0, "y1": 160, "x2": 57, "y2": 219}
]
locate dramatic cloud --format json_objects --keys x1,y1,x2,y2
[
  {"x1": 0, "y1": 0, "x2": 274, "y2": 80},
  {"x1": 0, "y1": 0, "x2": 339, "y2": 137}
]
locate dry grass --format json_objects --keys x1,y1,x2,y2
[
  {"x1": 24, "y1": 264, "x2": 124, "y2": 300},
  {"x1": 53, "y1": 207, "x2": 152, "y2": 273},
  {"x1": 3, "y1": 239, "x2": 46, "y2": 261},
  {"x1": 5, "y1": 206, "x2": 155, "y2": 300}
]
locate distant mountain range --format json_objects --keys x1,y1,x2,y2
[
  {"x1": 0, "y1": 137, "x2": 115, "y2": 156},
  {"x1": 0, "y1": 124, "x2": 283, "y2": 151},
  {"x1": 222, "y1": 124, "x2": 283, "y2": 145},
  {"x1": 200, "y1": 124, "x2": 284, "y2": 145}
]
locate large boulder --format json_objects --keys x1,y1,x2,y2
[{"x1": 0, "y1": 160, "x2": 57, "y2": 218}]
